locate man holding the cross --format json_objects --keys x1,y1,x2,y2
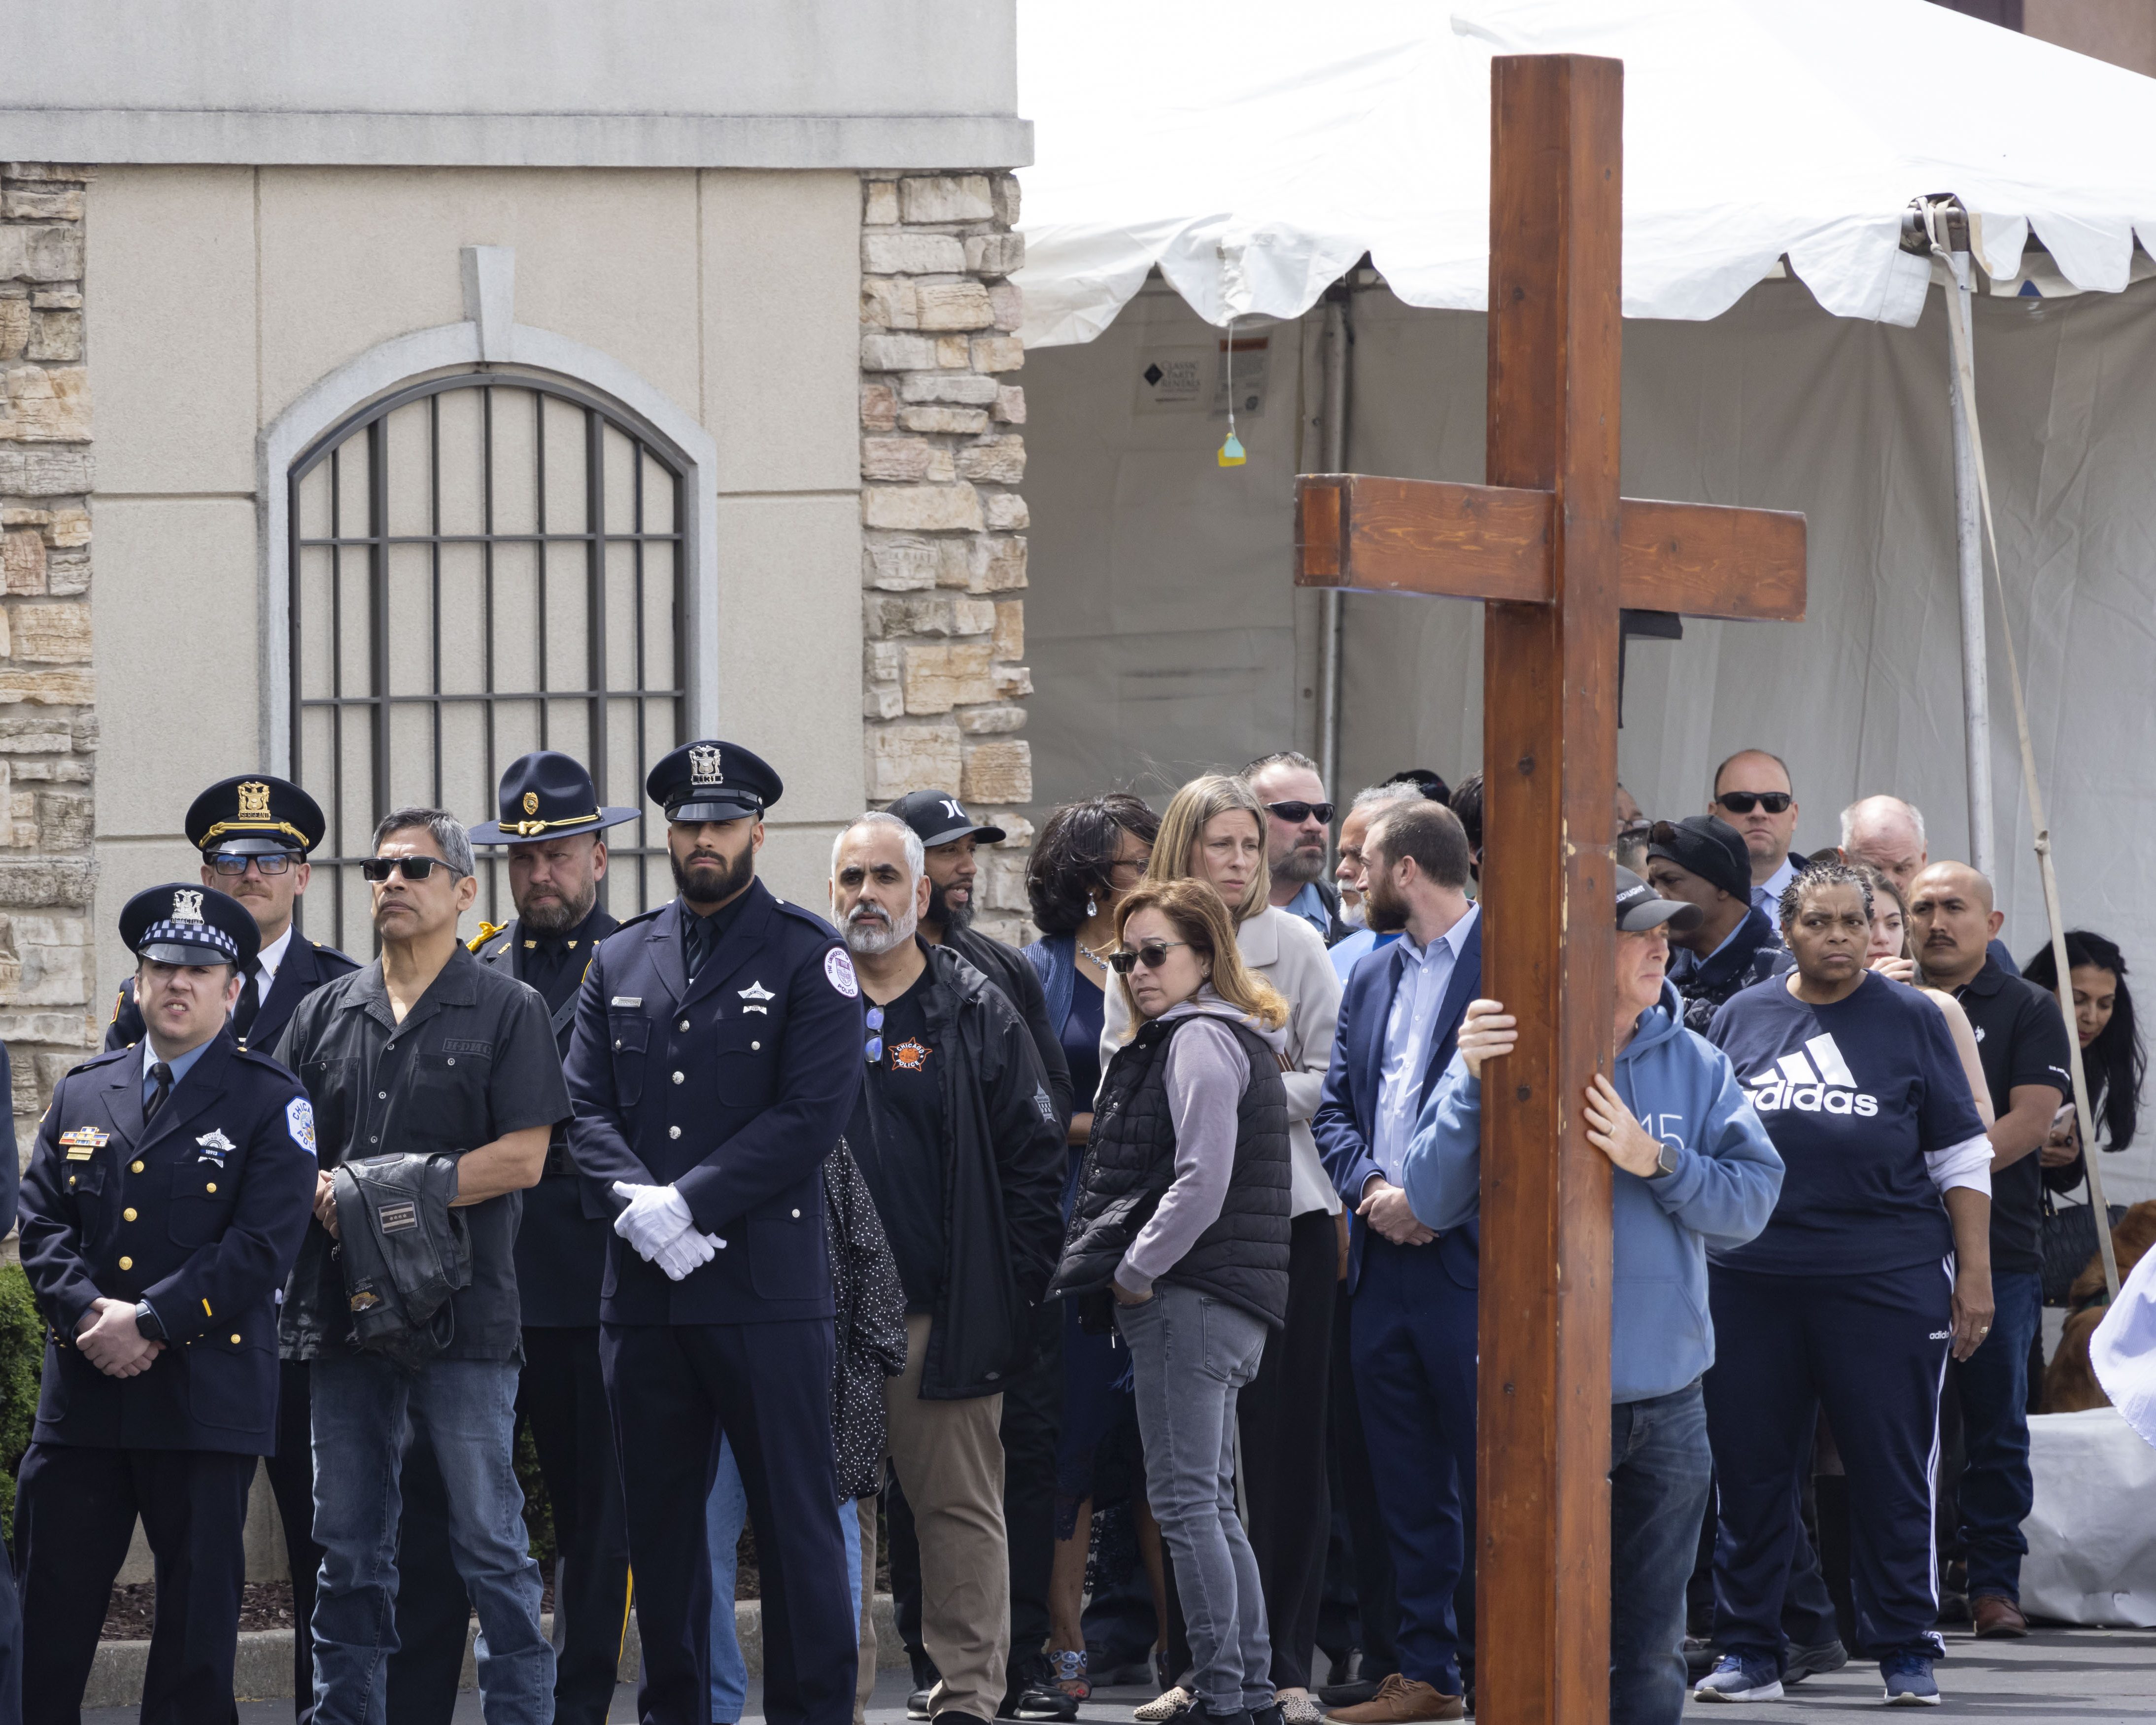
[{"x1": 1401, "y1": 870, "x2": 1782, "y2": 1725}]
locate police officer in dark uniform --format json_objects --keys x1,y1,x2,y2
[
  {"x1": 106, "y1": 775, "x2": 358, "y2": 1057},
  {"x1": 566, "y1": 740, "x2": 865, "y2": 1725},
  {"x1": 101, "y1": 776, "x2": 359, "y2": 1721},
  {"x1": 388, "y1": 752, "x2": 641, "y2": 1725},
  {"x1": 16, "y1": 884, "x2": 317, "y2": 1724}
]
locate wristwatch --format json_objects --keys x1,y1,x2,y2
[
  {"x1": 1651, "y1": 1140, "x2": 1680, "y2": 1179},
  {"x1": 132, "y1": 1301, "x2": 166, "y2": 1342}
]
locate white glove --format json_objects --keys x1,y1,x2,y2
[
  {"x1": 611, "y1": 1181, "x2": 696, "y2": 1261},
  {"x1": 655, "y1": 1228, "x2": 722, "y2": 1282}
]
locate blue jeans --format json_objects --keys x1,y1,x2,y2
[
  {"x1": 309, "y1": 1354, "x2": 553, "y2": 1725},
  {"x1": 709, "y1": 1436, "x2": 863, "y2": 1723},
  {"x1": 1952, "y1": 1268, "x2": 2043, "y2": 1602},
  {"x1": 1610, "y1": 1384, "x2": 1713, "y2": 1725},
  {"x1": 1117, "y1": 1283, "x2": 1274, "y2": 1718}
]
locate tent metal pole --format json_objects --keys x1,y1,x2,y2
[
  {"x1": 1946, "y1": 246, "x2": 1996, "y2": 879},
  {"x1": 1317, "y1": 293, "x2": 1349, "y2": 802}
]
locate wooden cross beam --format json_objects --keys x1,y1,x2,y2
[{"x1": 1292, "y1": 56, "x2": 1806, "y2": 1725}]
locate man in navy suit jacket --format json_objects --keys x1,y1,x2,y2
[{"x1": 1313, "y1": 801, "x2": 1482, "y2": 1723}]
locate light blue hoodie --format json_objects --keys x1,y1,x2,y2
[{"x1": 1402, "y1": 979, "x2": 1784, "y2": 1403}]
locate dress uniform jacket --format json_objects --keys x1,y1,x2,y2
[
  {"x1": 565, "y1": 878, "x2": 865, "y2": 1325},
  {"x1": 17, "y1": 1032, "x2": 317, "y2": 1452},
  {"x1": 473, "y1": 907, "x2": 619, "y2": 1328},
  {"x1": 104, "y1": 934, "x2": 359, "y2": 1058}
]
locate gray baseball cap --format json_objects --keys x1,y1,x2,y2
[{"x1": 1615, "y1": 865, "x2": 1704, "y2": 934}]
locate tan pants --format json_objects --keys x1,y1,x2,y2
[
  {"x1": 855, "y1": 1493, "x2": 880, "y2": 1725},
  {"x1": 884, "y1": 1311, "x2": 1010, "y2": 1722}
]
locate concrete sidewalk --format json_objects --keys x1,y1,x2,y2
[{"x1": 82, "y1": 1626, "x2": 2156, "y2": 1724}]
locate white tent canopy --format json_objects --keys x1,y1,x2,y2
[{"x1": 1015, "y1": 0, "x2": 2156, "y2": 348}]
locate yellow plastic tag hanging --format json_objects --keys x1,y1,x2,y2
[{"x1": 1217, "y1": 433, "x2": 1246, "y2": 468}]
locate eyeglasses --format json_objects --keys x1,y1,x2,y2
[
  {"x1": 1713, "y1": 792, "x2": 1792, "y2": 816},
  {"x1": 208, "y1": 853, "x2": 295, "y2": 876},
  {"x1": 1108, "y1": 940, "x2": 1194, "y2": 974},
  {"x1": 358, "y1": 856, "x2": 465, "y2": 883},
  {"x1": 864, "y1": 1004, "x2": 886, "y2": 1064},
  {"x1": 1266, "y1": 800, "x2": 1335, "y2": 826}
]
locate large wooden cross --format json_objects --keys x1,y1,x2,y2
[{"x1": 1295, "y1": 56, "x2": 1806, "y2": 1725}]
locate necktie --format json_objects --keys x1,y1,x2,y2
[
  {"x1": 232, "y1": 961, "x2": 263, "y2": 1042},
  {"x1": 147, "y1": 1061, "x2": 173, "y2": 1122},
  {"x1": 684, "y1": 910, "x2": 715, "y2": 979}
]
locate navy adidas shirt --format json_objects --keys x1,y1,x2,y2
[{"x1": 1707, "y1": 971, "x2": 1986, "y2": 1276}]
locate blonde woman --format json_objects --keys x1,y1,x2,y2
[
  {"x1": 1052, "y1": 878, "x2": 1294, "y2": 1725},
  {"x1": 1100, "y1": 775, "x2": 1343, "y2": 1723}
]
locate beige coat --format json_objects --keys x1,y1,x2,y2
[{"x1": 1100, "y1": 903, "x2": 1344, "y2": 1218}]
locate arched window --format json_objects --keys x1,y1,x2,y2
[{"x1": 289, "y1": 373, "x2": 685, "y2": 949}]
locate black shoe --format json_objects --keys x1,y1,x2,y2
[
  {"x1": 908, "y1": 1691, "x2": 934, "y2": 1721},
  {"x1": 1251, "y1": 1703, "x2": 1285, "y2": 1725},
  {"x1": 1782, "y1": 1638, "x2": 1849, "y2": 1686},
  {"x1": 1681, "y1": 1636, "x2": 1717, "y2": 1679},
  {"x1": 1002, "y1": 1684, "x2": 1080, "y2": 1722},
  {"x1": 1186, "y1": 1705, "x2": 1255, "y2": 1725}
]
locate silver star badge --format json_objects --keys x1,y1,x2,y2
[{"x1": 738, "y1": 980, "x2": 775, "y2": 1016}]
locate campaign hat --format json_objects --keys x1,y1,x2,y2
[
  {"x1": 885, "y1": 789, "x2": 1006, "y2": 848},
  {"x1": 121, "y1": 882, "x2": 262, "y2": 971},
  {"x1": 647, "y1": 739, "x2": 781, "y2": 824},
  {"x1": 185, "y1": 775, "x2": 327, "y2": 858},
  {"x1": 468, "y1": 751, "x2": 641, "y2": 847}
]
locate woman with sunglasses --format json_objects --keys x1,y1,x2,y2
[
  {"x1": 1052, "y1": 877, "x2": 1293, "y2": 1725},
  {"x1": 1098, "y1": 775, "x2": 1342, "y2": 1725},
  {"x1": 1023, "y1": 794, "x2": 1167, "y2": 1702}
]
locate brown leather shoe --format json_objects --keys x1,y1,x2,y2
[
  {"x1": 1973, "y1": 1594, "x2": 2029, "y2": 1638},
  {"x1": 1322, "y1": 1674, "x2": 1466, "y2": 1724}
]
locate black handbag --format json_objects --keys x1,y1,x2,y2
[{"x1": 2040, "y1": 1190, "x2": 2126, "y2": 1308}]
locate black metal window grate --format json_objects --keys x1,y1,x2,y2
[{"x1": 289, "y1": 374, "x2": 686, "y2": 952}]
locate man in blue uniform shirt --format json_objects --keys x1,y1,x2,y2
[
  {"x1": 566, "y1": 739, "x2": 865, "y2": 1725},
  {"x1": 16, "y1": 884, "x2": 317, "y2": 1724}
]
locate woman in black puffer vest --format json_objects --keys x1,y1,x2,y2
[{"x1": 1050, "y1": 878, "x2": 1291, "y2": 1725}]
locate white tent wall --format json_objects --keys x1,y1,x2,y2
[{"x1": 1022, "y1": 274, "x2": 2156, "y2": 1199}]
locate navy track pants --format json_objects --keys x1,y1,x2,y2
[{"x1": 1703, "y1": 1259, "x2": 1953, "y2": 1665}]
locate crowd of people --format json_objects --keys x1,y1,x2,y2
[{"x1": 0, "y1": 737, "x2": 2141, "y2": 1725}]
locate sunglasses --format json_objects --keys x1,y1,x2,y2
[
  {"x1": 864, "y1": 1004, "x2": 886, "y2": 1064},
  {"x1": 1266, "y1": 800, "x2": 1335, "y2": 826},
  {"x1": 1108, "y1": 939, "x2": 1194, "y2": 974},
  {"x1": 1714, "y1": 792, "x2": 1792, "y2": 816},
  {"x1": 358, "y1": 856, "x2": 465, "y2": 883},
  {"x1": 208, "y1": 853, "x2": 295, "y2": 876}
]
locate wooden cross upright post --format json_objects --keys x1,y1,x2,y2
[{"x1": 1295, "y1": 55, "x2": 1806, "y2": 1725}]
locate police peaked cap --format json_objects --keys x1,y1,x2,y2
[
  {"x1": 469, "y1": 751, "x2": 641, "y2": 847},
  {"x1": 648, "y1": 739, "x2": 782, "y2": 823},
  {"x1": 121, "y1": 882, "x2": 261, "y2": 971},
  {"x1": 185, "y1": 775, "x2": 327, "y2": 857}
]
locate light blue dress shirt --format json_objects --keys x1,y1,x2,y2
[
  {"x1": 1329, "y1": 926, "x2": 1404, "y2": 986},
  {"x1": 1284, "y1": 879, "x2": 1333, "y2": 942},
  {"x1": 1751, "y1": 854, "x2": 1797, "y2": 918},
  {"x1": 1371, "y1": 903, "x2": 1479, "y2": 1186},
  {"x1": 142, "y1": 1036, "x2": 213, "y2": 1108}
]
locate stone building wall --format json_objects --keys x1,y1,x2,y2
[
  {"x1": 857, "y1": 170, "x2": 1035, "y2": 941},
  {"x1": 0, "y1": 162, "x2": 97, "y2": 1164}
]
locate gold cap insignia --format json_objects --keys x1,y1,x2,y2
[
  {"x1": 236, "y1": 781, "x2": 273, "y2": 821},
  {"x1": 522, "y1": 791, "x2": 540, "y2": 816}
]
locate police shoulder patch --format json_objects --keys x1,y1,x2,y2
[
  {"x1": 286, "y1": 1096, "x2": 317, "y2": 1157},
  {"x1": 824, "y1": 947, "x2": 859, "y2": 999}
]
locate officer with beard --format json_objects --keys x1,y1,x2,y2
[{"x1": 565, "y1": 740, "x2": 863, "y2": 1725}]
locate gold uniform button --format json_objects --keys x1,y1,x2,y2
[
  {"x1": 122, "y1": 1208, "x2": 137, "y2": 1222},
  {"x1": 230, "y1": 1334, "x2": 242, "y2": 1345},
  {"x1": 206, "y1": 1182, "x2": 217, "y2": 1194},
  {"x1": 118, "y1": 1256, "x2": 133, "y2": 1270},
  {"x1": 131, "y1": 1160, "x2": 145, "y2": 1173}
]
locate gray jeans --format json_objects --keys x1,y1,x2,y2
[{"x1": 1117, "y1": 1282, "x2": 1273, "y2": 1715}]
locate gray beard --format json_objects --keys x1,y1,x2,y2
[
  {"x1": 846, "y1": 902, "x2": 920, "y2": 956},
  {"x1": 517, "y1": 883, "x2": 596, "y2": 934},
  {"x1": 1274, "y1": 844, "x2": 1329, "y2": 887}
]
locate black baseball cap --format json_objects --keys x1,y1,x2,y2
[
  {"x1": 885, "y1": 789, "x2": 1006, "y2": 848},
  {"x1": 469, "y1": 751, "x2": 640, "y2": 847},
  {"x1": 121, "y1": 882, "x2": 261, "y2": 970},
  {"x1": 1615, "y1": 865, "x2": 1704, "y2": 934},
  {"x1": 647, "y1": 739, "x2": 782, "y2": 824},
  {"x1": 1646, "y1": 815, "x2": 1750, "y2": 903}
]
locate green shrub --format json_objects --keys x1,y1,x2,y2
[
  {"x1": 0, "y1": 1262, "x2": 43, "y2": 1541},
  {"x1": 515, "y1": 1417, "x2": 555, "y2": 1571}
]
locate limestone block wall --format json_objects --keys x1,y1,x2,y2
[
  {"x1": 0, "y1": 162, "x2": 97, "y2": 1160},
  {"x1": 858, "y1": 171, "x2": 1034, "y2": 939}
]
